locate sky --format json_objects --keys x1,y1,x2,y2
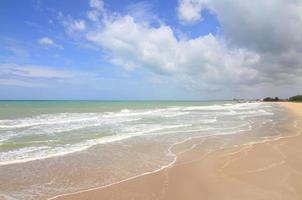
[{"x1": 0, "y1": 0, "x2": 302, "y2": 100}]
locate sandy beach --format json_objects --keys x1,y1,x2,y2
[
  {"x1": 2, "y1": 0, "x2": 302, "y2": 199},
  {"x1": 52, "y1": 102, "x2": 302, "y2": 200}
]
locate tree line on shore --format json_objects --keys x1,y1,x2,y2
[{"x1": 263, "y1": 95, "x2": 302, "y2": 102}]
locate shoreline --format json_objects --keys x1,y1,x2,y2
[{"x1": 52, "y1": 102, "x2": 302, "y2": 200}]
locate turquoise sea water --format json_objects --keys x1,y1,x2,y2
[
  {"x1": 0, "y1": 100, "x2": 235, "y2": 164},
  {"x1": 0, "y1": 101, "x2": 291, "y2": 200}
]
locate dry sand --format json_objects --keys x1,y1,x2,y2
[{"x1": 53, "y1": 102, "x2": 302, "y2": 200}]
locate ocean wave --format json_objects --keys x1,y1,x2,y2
[
  {"x1": 0, "y1": 102, "x2": 278, "y2": 165},
  {"x1": 0, "y1": 123, "x2": 192, "y2": 165}
]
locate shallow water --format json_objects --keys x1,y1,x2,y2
[{"x1": 0, "y1": 101, "x2": 291, "y2": 200}]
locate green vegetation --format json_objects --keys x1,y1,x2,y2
[
  {"x1": 263, "y1": 97, "x2": 280, "y2": 102},
  {"x1": 289, "y1": 95, "x2": 302, "y2": 102}
]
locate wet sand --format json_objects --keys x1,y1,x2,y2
[{"x1": 53, "y1": 102, "x2": 302, "y2": 200}]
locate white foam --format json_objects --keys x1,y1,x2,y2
[
  {"x1": 0, "y1": 102, "x2": 278, "y2": 166},
  {"x1": 182, "y1": 105, "x2": 224, "y2": 111},
  {"x1": 0, "y1": 123, "x2": 192, "y2": 165}
]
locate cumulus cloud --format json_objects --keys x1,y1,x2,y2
[
  {"x1": 68, "y1": 20, "x2": 86, "y2": 32},
  {"x1": 89, "y1": 0, "x2": 104, "y2": 10},
  {"x1": 86, "y1": 16, "x2": 259, "y2": 88},
  {"x1": 82, "y1": 2, "x2": 261, "y2": 91},
  {"x1": 177, "y1": 0, "x2": 302, "y2": 82},
  {"x1": 186, "y1": 0, "x2": 302, "y2": 53},
  {"x1": 61, "y1": 0, "x2": 302, "y2": 97},
  {"x1": 87, "y1": 0, "x2": 106, "y2": 22},
  {"x1": 177, "y1": 0, "x2": 208, "y2": 24},
  {"x1": 38, "y1": 37, "x2": 64, "y2": 49},
  {"x1": 59, "y1": 14, "x2": 87, "y2": 35}
]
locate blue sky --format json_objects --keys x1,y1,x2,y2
[{"x1": 0, "y1": 0, "x2": 301, "y2": 100}]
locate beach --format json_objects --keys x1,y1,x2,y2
[
  {"x1": 52, "y1": 102, "x2": 302, "y2": 200},
  {"x1": 0, "y1": 101, "x2": 300, "y2": 200},
  {"x1": 2, "y1": 0, "x2": 302, "y2": 199}
]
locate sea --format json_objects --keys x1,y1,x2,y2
[{"x1": 0, "y1": 101, "x2": 293, "y2": 200}]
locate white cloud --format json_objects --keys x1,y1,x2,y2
[
  {"x1": 182, "y1": 0, "x2": 302, "y2": 52},
  {"x1": 38, "y1": 37, "x2": 64, "y2": 49},
  {"x1": 89, "y1": 0, "x2": 104, "y2": 10},
  {"x1": 87, "y1": 10, "x2": 99, "y2": 21},
  {"x1": 86, "y1": 15, "x2": 260, "y2": 90},
  {"x1": 0, "y1": 64, "x2": 75, "y2": 88},
  {"x1": 69, "y1": 20, "x2": 86, "y2": 32},
  {"x1": 86, "y1": 0, "x2": 106, "y2": 22},
  {"x1": 60, "y1": 0, "x2": 302, "y2": 97},
  {"x1": 177, "y1": 0, "x2": 302, "y2": 84},
  {"x1": 0, "y1": 63, "x2": 100, "y2": 88},
  {"x1": 60, "y1": 17, "x2": 87, "y2": 35},
  {"x1": 0, "y1": 78, "x2": 46, "y2": 88},
  {"x1": 177, "y1": 0, "x2": 208, "y2": 24},
  {"x1": 0, "y1": 63, "x2": 75, "y2": 79}
]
